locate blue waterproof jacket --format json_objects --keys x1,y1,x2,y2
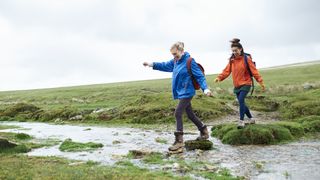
[{"x1": 153, "y1": 52, "x2": 208, "y2": 99}]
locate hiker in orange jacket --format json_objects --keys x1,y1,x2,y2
[{"x1": 215, "y1": 38, "x2": 265, "y2": 128}]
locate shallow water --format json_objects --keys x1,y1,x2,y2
[{"x1": 1, "y1": 121, "x2": 319, "y2": 180}]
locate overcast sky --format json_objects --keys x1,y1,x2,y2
[{"x1": 0, "y1": 0, "x2": 320, "y2": 91}]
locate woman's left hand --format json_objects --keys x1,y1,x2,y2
[{"x1": 204, "y1": 89, "x2": 213, "y2": 97}]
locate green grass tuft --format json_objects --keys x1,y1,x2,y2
[{"x1": 59, "y1": 138, "x2": 103, "y2": 152}]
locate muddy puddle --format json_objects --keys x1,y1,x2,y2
[{"x1": 1, "y1": 121, "x2": 319, "y2": 180}]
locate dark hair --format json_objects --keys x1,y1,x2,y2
[{"x1": 229, "y1": 38, "x2": 244, "y2": 60}]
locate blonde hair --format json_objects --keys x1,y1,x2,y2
[{"x1": 170, "y1": 41, "x2": 184, "y2": 51}]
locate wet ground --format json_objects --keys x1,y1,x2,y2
[{"x1": 1, "y1": 121, "x2": 319, "y2": 180}]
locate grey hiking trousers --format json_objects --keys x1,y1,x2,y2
[{"x1": 175, "y1": 98, "x2": 205, "y2": 132}]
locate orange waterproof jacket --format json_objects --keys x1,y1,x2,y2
[{"x1": 217, "y1": 55, "x2": 263, "y2": 88}]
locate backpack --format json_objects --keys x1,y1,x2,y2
[
  {"x1": 186, "y1": 57, "x2": 205, "y2": 90},
  {"x1": 230, "y1": 53, "x2": 256, "y2": 95}
]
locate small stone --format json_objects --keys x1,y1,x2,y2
[
  {"x1": 204, "y1": 164, "x2": 218, "y2": 172},
  {"x1": 129, "y1": 149, "x2": 154, "y2": 159},
  {"x1": 172, "y1": 163, "x2": 180, "y2": 169},
  {"x1": 162, "y1": 164, "x2": 173, "y2": 170},
  {"x1": 112, "y1": 140, "x2": 121, "y2": 145},
  {"x1": 303, "y1": 83, "x2": 313, "y2": 90},
  {"x1": 69, "y1": 115, "x2": 83, "y2": 120}
]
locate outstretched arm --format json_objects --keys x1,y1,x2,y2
[
  {"x1": 216, "y1": 62, "x2": 231, "y2": 82},
  {"x1": 143, "y1": 60, "x2": 174, "y2": 72}
]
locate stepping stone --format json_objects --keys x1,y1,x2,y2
[
  {"x1": 184, "y1": 140, "x2": 213, "y2": 151},
  {"x1": 0, "y1": 138, "x2": 17, "y2": 149}
]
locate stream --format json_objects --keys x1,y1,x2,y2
[{"x1": 1, "y1": 121, "x2": 319, "y2": 180}]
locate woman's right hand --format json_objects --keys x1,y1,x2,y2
[
  {"x1": 214, "y1": 78, "x2": 220, "y2": 83},
  {"x1": 143, "y1": 62, "x2": 153, "y2": 67}
]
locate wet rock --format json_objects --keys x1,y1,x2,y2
[
  {"x1": 112, "y1": 140, "x2": 121, "y2": 145},
  {"x1": 162, "y1": 164, "x2": 173, "y2": 170},
  {"x1": 303, "y1": 83, "x2": 313, "y2": 90},
  {"x1": 111, "y1": 154, "x2": 125, "y2": 160},
  {"x1": 172, "y1": 163, "x2": 180, "y2": 169},
  {"x1": 92, "y1": 108, "x2": 105, "y2": 114},
  {"x1": 83, "y1": 128, "x2": 92, "y2": 131},
  {"x1": 204, "y1": 164, "x2": 218, "y2": 172},
  {"x1": 185, "y1": 140, "x2": 213, "y2": 151},
  {"x1": 123, "y1": 132, "x2": 131, "y2": 135},
  {"x1": 0, "y1": 138, "x2": 17, "y2": 149},
  {"x1": 129, "y1": 149, "x2": 155, "y2": 159}
]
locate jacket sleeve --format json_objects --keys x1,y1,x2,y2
[
  {"x1": 217, "y1": 62, "x2": 231, "y2": 81},
  {"x1": 153, "y1": 60, "x2": 174, "y2": 72},
  {"x1": 191, "y1": 59, "x2": 208, "y2": 91},
  {"x1": 247, "y1": 57, "x2": 263, "y2": 83}
]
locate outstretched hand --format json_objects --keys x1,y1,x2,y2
[
  {"x1": 214, "y1": 78, "x2": 220, "y2": 83},
  {"x1": 143, "y1": 62, "x2": 149, "y2": 67},
  {"x1": 259, "y1": 82, "x2": 266, "y2": 92},
  {"x1": 206, "y1": 91, "x2": 213, "y2": 97}
]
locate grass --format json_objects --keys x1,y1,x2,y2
[
  {"x1": 59, "y1": 138, "x2": 103, "y2": 152},
  {"x1": 0, "y1": 131, "x2": 61, "y2": 154},
  {"x1": 0, "y1": 125, "x2": 20, "y2": 130},
  {"x1": 0, "y1": 61, "x2": 319, "y2": 139},
  {"x1": 0, "y1": 155, "x2": 188, "y2": 180}
]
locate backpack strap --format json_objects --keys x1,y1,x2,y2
[
  {"x1": 244, "y1": 54, "x2": 254, "y2": 95},
  {"x1": 187, "y1": 57, "x2": 198, "y2": 88},
  {"x1": 187, "y1": 57, "x2": 195, "y2": 80}
]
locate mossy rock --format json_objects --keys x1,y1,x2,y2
[
  {"x1": 212, "y1": 124, "x2": 294, "y2": 145},
  {"x1": 0, "y1": 139, "x2": 30, "y2": 154},
  {"x1": 302, "y1": 119, "x2": 320, "y2": 133},
  {"x1": 273, "y1": 122, "x2": 304, "y2": 137},
  {"x1": 0, "y1": 138, "x2": 17, "y2": 149},
  {"x1": 15, "y1": 133, "x2": 32, "y2": 140},
  {"x1": 59, "y1": 138, "x2": 103, "y2": 152},
  {"x1": 184, "y1": 140, "x2": 213, "y2": 150}
]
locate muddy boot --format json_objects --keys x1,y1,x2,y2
[
  {"x1": 168, "y1": 131, "x2": 184, "y2": 151},
  {"x1": 196, "y1": 125, "x2": 209, "y2": 140}
]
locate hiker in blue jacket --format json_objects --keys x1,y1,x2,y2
[{"x1": 143, "y1": 42, "x2": 212, "y2": 152}]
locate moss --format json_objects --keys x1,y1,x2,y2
[
  {"x1": 213, "y1": 124, "x2": 294, "y2": 145},
  {"x1": 0, "y1": 139, "x2": 30, "y2": 154},
  {"x1": 59, "y1": 138, "x2": 103, "y2": 152},
  {"x1": 0, "y1": 103, "x2": 40, "y2": 117},
  {"x1": 302, "y1": 119, "x2": 320, "y2": 133},
  {"x1": 0, "y1": 125, "x2": 20, "y2": 130},
  {"x1": 185, "y1": 140, "x2": 213, "y2": 150},
  {"x1": 273, "y1": 122, "x2": 304, "y2": 137},
  {"x1": 15, "y1": 133, "x2": 32, "y2": 140},
  {"x1": 142, "y1": 152, "x2": 165, "y2": 164}
]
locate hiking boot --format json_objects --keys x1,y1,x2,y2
[
  {"x1": 196, "y1": 125, "x2": 209, "y2": 140},
  {"x1": 237, "y1": 120, "x2": 245, "y2": 129},
  {"x1": 168, "y1": 131, "x2": 184, "y2": 151},
  {"x1": 248, "y1": 118, "x2": 256, "y2": 124}
]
